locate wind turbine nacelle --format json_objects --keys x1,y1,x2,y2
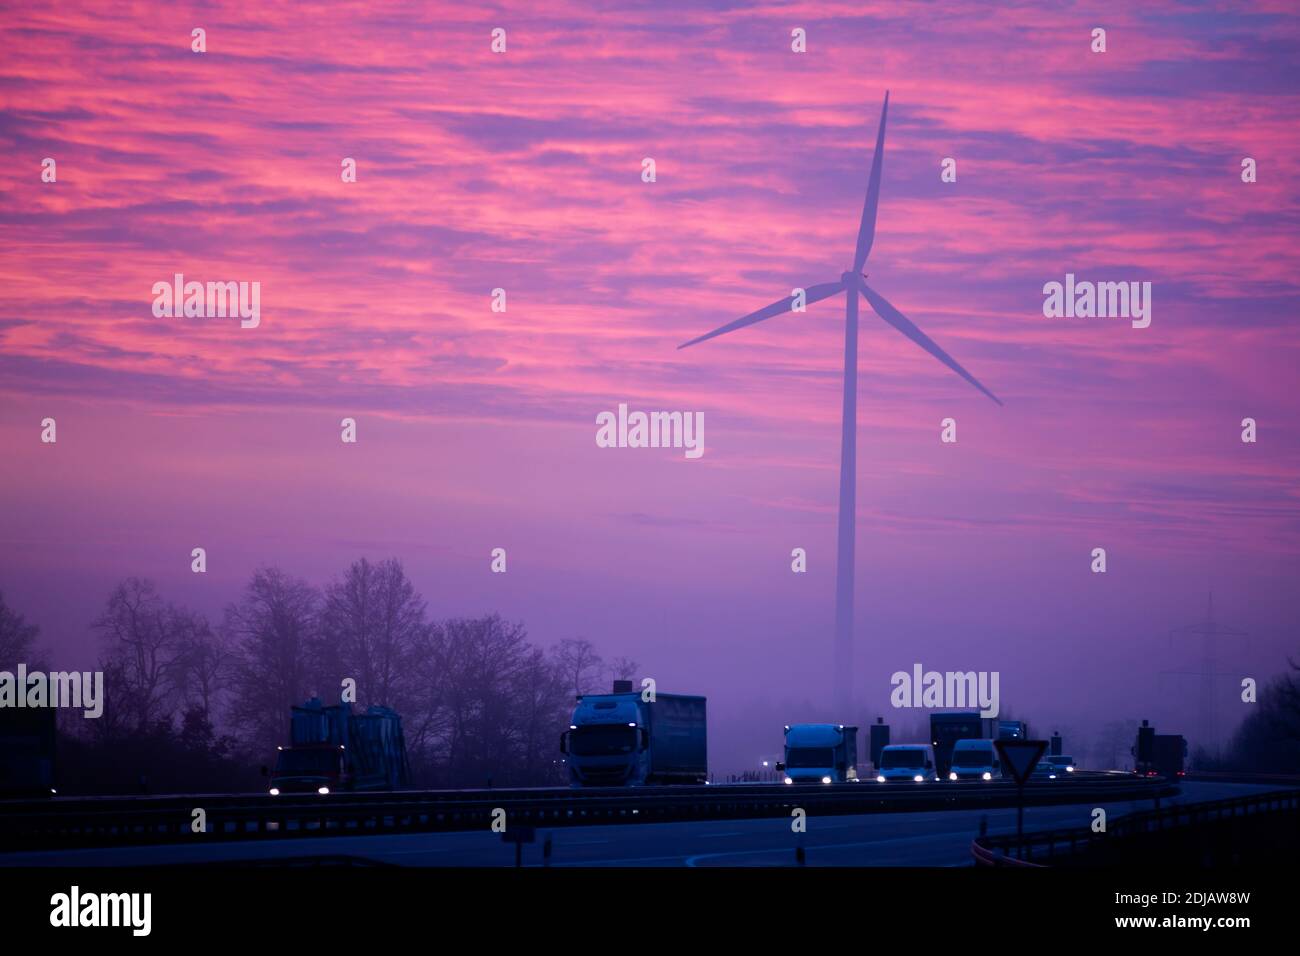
[{"x1": 841, "y1": 271, "x2": 864, "y2": 288}]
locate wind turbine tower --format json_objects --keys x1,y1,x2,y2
[{"x1": 678, "y1": 93, "x2": 1001, "y2": 713}]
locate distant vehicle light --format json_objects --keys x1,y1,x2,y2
[
  {"x1": 762, "y1": 761, "x2": 769, "y2": 767},
  {"x1": 982, "y1": 772, "x2": 992, "y2": 781},
  {"x1": 569, "y1": 725, "x2": 577, "y2": 730},
  {"x1": 318, "y1": 787, "x2": 330, "y2": 795},
  {"x1": 50, "y1": 788, "x2": 57, "y2": 795},
  {"x1": 627, "y1": 722, "x2": 636, "y2": 727},
  {"x1": 913, "y1": 775, "x2": 924, "y2": 782},
  {"x1": 1066, "y1": 766, "x2": 1074, "y2": 772},
  {"x1": 821, "y1": 776, "x2": 832, "y2": 785},
  {"x1": 1049, "y1": 774, "x2": 1057, "y2": 779},
  {"x1": 269, "y1": 788, "x2": 280, "y2": 796},
  {"x1": 876, "y1": 775, "x2": 886, "y2": 783},
  {"x1": 784, "y1": 777, "x2": 793, "y2": 785},
  {"x1": 949, "y1": 772, "x2": 958, "y2": 781}
]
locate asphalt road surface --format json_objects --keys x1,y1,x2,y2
[{"x1": 0, "y1": 781, "x2": 1275, "y2": 868}]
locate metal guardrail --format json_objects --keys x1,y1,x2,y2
[
  {"x1": 0, "y1": 773, "x2": 1173, "y2": 851},
  {"x1": 973, "y1": 787, "x2": 1300, "y2": 866}
]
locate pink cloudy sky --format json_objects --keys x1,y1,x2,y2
[{"x1": 2, "y1": 1, "x2": 1299, "y2": 764}]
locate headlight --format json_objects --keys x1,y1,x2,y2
[
  {"x1": 1066, "y1": 766, "x2": 1074, "y2": 772},
  {"x1": 876, "y1": 775, "x2": 886, "y2": 783},
  {"x1": 269, "y1": 788, "x2": 280, "y2": 796},
  {"x1": 318, "y1": 786, "x2": 330, "y2": 794},
  {"x1": 1048, "y1": 774, "x2": 1056, "y2": 780},
  {"x1": 913, "y1": 774, "x2": 924, "y2": 782},
  {"x1": 982, "y1": 772, "x2": 992, "y2": 781},
  {"x1": 949, "y1": 772, "x2": 957, "y2": 781},
  {"x1": 821, "y1": 776, "x2": 832, "y2": 785},
  {"x1": 784, "y1": 777, "x2": 793, "y2": 785}
]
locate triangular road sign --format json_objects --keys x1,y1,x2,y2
[{"x1": 995, "y1": 738, "x2": 1048, "y2": 786}]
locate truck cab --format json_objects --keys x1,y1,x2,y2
[
  {"x1": 780, "y1": 723, "x2": 859, "y2": 784},
  {"x1": 268, "y1": 744, "x2": 347, "y2": 795},
  {"x1": 563, "y1": 695, "x2": 644, "y2": 786}
]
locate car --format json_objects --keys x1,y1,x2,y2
[
  {"x1": 1042, "y1": 754, "x2": 1077, "y2": 777},
  {"x1": 947, "y1": 738, "x2": 1001, "y2": 781},
  {"x1": 1030, "y1": 755, "x2": 1072, "y2": 780},
  {"x1": 876, "y1": 744, "x2": 939, "y2": 782}
]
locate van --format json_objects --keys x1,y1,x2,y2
[
  {"x1": 875, "y1": 744, "x2": 938, "y2": 782},
  {"x1": 948, "y1": 738, "x2": 999, "y2": 781}
]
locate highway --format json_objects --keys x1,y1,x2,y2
[{"x1": 0, "y1": 781, "x2": 1272, "y2": 868}]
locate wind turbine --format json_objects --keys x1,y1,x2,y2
[{"x1": 678, "y1": 91, "x2": 1002, "y2": 714}]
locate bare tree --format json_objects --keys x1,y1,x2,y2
[
  {"x1": 319, "y1": 558, "x2": 426, "y2": 710},
  {"x1": 609, "y1": 655, "x2": 638, "y2": 685},
  {"x1": 223, "y1": 567, "x2": 321, "y2": 758},
  {"x1": 555, "y1": 638, "x2": 604, "y2": 698},
  {"x1": 173, "y1": 618, "x2": 232, "y2": 724},
  {"x1": 518, "y1": 646, "x2": 568, "y2": 783},
  {"x1": 0, "y1": 590, "x2": 41, "y2": 667},
  {"x1": 93, "y1": 579, "x2": 186, "y2": 733}
]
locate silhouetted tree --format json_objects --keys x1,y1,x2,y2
[
  {"x1": 1209, "y1": 660, "x2": 1300, "y2": 773},
  {"x1": 0, "y1": 590, "x2": 42, "y2": 667},
  {"x1": 319, "y1": 557, "x2": 426, "y2": 710},
  {"x1": 609, "y1": 656, "x2": 638, "y2": 685},
  {"x1": 223, "y1": 567, "x2": 321, "y2": 759},
  {"x1": 93, "y1": 579, "x2": 189, "y2": 733},
  {"x1": 173, "y1": 622, "x2": 232, "y2": 724},
  {"x1": 555, "y1": 638, "x2": 603, "y2": 698}
]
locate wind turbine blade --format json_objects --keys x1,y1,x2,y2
[
  {"x1": 861, "y1": 284, "x2": 1002, "y2": 406},
  {"x1": 678, "y1": 281, "x2": 844, "y2": 349},
  {"x1": 852, "y1": 91, "x2": 890, "y2": 272}
]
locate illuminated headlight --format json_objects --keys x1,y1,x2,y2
[
  {"x1": 982, "y1": 772, "x2": 992, "y2": 781},
  {"x1": 913, "y1": 774, "x2": 924, "y2": 782},
  {"x1": 949, "y1": 772, "x2": 957, "y2": 781},
  {"x1": 318, "y1": 786, "x2": 330, "y2": 795},
  {"x1": 1066, "y1": 766, "x2": 1074, "y2": 772},
  {"x1": 784, "y1": 777, "x2": 793, "y2": 785},
  {"x1": 269, "y1": 788, "x2": 280, "y2": 796},
  {"x1": 1048, "y1": 774, "x2": 1057, "y2": 780},
  {"x1": 876, "y1": 775, "x2": 886, "y2": 783},
  {"x1": 821, "y1": 776, "x2": 832, "y2": 785}
]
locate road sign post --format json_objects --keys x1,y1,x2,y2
[
  {"x1": 502, "y1": 825, "x2": 536, "y2": 867},
  {"x1": 994, "y1": 738, "x2": 1048, "y2": 860}
]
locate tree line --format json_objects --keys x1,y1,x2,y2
[{"x1": 0, "y1": 563, "x2": 632, "y2": 794}]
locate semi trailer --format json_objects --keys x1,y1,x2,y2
[
  {"x1": 561, "y1": 685, "x2": 707, "y2": 786},
  {"x1": 267, "y1": 697, "x2": 410, "y2": 795}
]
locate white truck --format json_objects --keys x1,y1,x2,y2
[
  {"x1": 560, "y1": 686, "x2": 707, "y2": 786},
  {"x1": 779, "y1": 723, "x2": 859, "y2": 784},
  {"x1": 875, "y1": 743, "x2": 939, "y2": 782},
  {"x1": 947, "y1": 738, "x2": 1000, "y2": 781}
]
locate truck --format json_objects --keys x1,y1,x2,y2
[
  {"x1": 779, "y1": 723, "x2": 859, "y2": 784},
  {"x1": 929, "y1": 712, "x2": 997, "y2": 778},
  {"x1": 997, "y1": 719, "x2": 1029, "y2": 740},
  {"x1": 560, "y1": 684, "x2": 707, "y2": 786},
  {"x1": 1139, "y1": 733, "x2": 1187, "y2": 779},
  {"x1": 267, "y1": 697, "x2": 411, "y2": 795},
  {"x1": 0, "y1": 705, "x2": 56, "y2": 797},
  {"x1": 1132, "y1": 719, "x2": 1186, "y2": 779}
]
